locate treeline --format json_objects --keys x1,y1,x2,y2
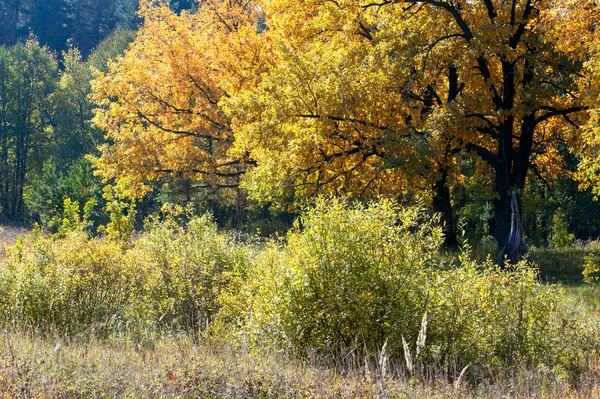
[
  {"x1": 0, "y1": 29, "x2": 134, "y2": 221},
  {"x1": 0, "y1": 0, "x2": 196, "y2": 57},
  {"x1": 1, "y1": 0, "x2": 600, "y2": 253}
]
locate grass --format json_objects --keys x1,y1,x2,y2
[
  {"x1": 2, "y1": 221, "x2": 600, "y2": 398},
  {"x1": 1, "y1": 328, "x2": 599, "y2": 398},
  {"x1": 466, "y1": 240, "x2": 600, "y2": 285},
  {"x1": 530, "y1": 245, "x2": 594, "y2": 285},
  {"x1": 0, "y1": 224, "x2": 28, "y2": 250}
]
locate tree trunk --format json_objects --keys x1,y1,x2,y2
[
  {"x1": 493, "y1": 199, "x2": 509, "y2": 248},
  {"x1": 493, "y1": 177, "x2": 511, "y2": 251},
  {"x1": 432, "y1": 168, "x2": 457, "y2": 248},
  {"x1": 497, "y1": 190, "x2": 527, "y2": 265},
  {"x1": 492, "y1": 59, "x2": 527, "y2": 264},
  {"x1": 234, "y1": 188, "x2": 246, "y2": 229}
]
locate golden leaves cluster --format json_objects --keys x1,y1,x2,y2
[
  {"x1": 91, "y1": 0, "x2": 269, "y2": 197},
  {"x1": 91, "y1": 0, "x2": 600, "y2": 203}
]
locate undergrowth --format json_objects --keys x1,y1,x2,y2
[{"x1": 0, "y1": 198, "x2": 599, "y2": 395}]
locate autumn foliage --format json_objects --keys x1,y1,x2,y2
[
  {"x1": 90, "y1": 0, "x2": 269, "y2": 198},
  {"x1": 91, "y1": 0, "x2": 600, "y2": 251}
]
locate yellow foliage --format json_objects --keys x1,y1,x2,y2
[
  {"x1": 90, "y1": 0, "x2": 600, "y2": 233},
  {"x1": 226, "y1": 0, "x2": 597, "y2": 208},
  {"x1": 90, "y1": 0, "x2": 271, "y2": 198}
]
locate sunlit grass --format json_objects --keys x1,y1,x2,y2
[
  {"x1": 2, "y1": 215, "x2": 600, "y2": 397},
  {"x1": 1, "y1": 328, "x2": 598, "y2": 399}
]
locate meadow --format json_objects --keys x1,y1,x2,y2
[{"x1": 1, "y1": 199, "x2": 600, "y2": 398}]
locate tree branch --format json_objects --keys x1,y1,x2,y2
[
  {"x1": 466, "y1": 142, "x2": 497, "y2": 166},
  {"x1": 483, "y1": 0, "x2": 497, "y2": 22},
  {"x1": 533, "y1": 106, "x2": 588, "y2": 127}
]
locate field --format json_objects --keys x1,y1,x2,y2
[
  {"x1": 2, "y1": 329, "x2": 600, "y2": 398},
  {"x1": 2, "y1": 202, "x2": 600, "y2": 398}
]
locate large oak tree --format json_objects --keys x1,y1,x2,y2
[
  {"x1": 228, "y1": 0, "x2": 597, "y2": 254},
  {"x1": 92, "y1": 0, "x2": 600, "y2": 256}
]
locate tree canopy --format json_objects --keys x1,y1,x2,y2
[
  {"x1": 89, "y1": 0, "x2": 600, "y2": 254},
  {"x1": 90, "y1": 0, "x2": 269, "y2": 199},
  {"x1": 228, "y1": 0, "x2": 599, "y2": 251}
]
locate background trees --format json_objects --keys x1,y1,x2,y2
[
  {"x1": 0, "y1": 40, "x2": 57, "y2": 219},
  {"x1": 0, "y1": 0, "x2": 196, "y2": 56},
  {"x1": 0, "y1": 24, "x2": 134, "y2": 223}
]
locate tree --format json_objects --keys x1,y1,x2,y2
[
  {"x1": 577, "y1": 1, "x2": 600, "y2": 199},
  {"x1": 90, "y1": 0, "x2": 269, "y2": 201},
  {"x1": 0, "y1": 39, "x2": 57, "y2": 219},
  {"x1": 50, "y1": 29, "x2": 136, "y2": 167},
  {"x1": 28, "y1": 0, "x2": 74, "y2": 54},
  {"x1": 70, "y1": 0, "x2": 117, "y2": 57},
  {"x1": 69, "y1": 0, "x2": 138, "y2": 58},
  {"x1": 227, "y1": 0, "x2": 597, "y2": 255},
  {"x1": 86, "y1": 27, "x2": 136, "y2": 73},
  {"x1": 226, "y1": 0, "x2": 459, "y2": 240},
  {"x1": 90, "y1": 0, "x2": 600, "y2": 256},
  {"x1": 25, "y1": 158, "x2": 99, "y2": 227},
  {"x1": 50, "y1": 48, "x2": 99, "y2": 166},
  {"x1": 21, "y1": 29, "x2": 137, "y2": 223}
]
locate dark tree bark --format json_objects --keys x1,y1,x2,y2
[{"x1": 432, "y1": 167, "x2": 458, "y2": 248}]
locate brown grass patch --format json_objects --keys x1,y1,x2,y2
[{"x1": 1, "y1": 329, "x2": 599, "y2": 398}]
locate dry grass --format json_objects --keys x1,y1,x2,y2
[
  {"x1": 1, "y1": 329, "x2": 599, "y2": 399},
  {"x1": 0, "y1": 225, "x2": 29, "y2": 254}
]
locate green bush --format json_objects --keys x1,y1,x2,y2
[
  {"x1": 224, "y1": 198, "x2": 568, "y2": 374},
  {"x1": 427, "y1": 261, "x2": 559, "y2": 371},
  {"x1": 25, "y1": 158, "x2": 100, "y2": 230},
  {"x1": 0, "y1": 210, "x2": 250, "y2": 337},
  {"x1": 0, "y1": 229, "x2": 133, "y2": 335},
  {"x1": 283, "y1": 199, "x2": 440, "y2": 354},
  {"x1": 221, "y1": 199, "x2": 439, "y2": 352},
  {"x1": 129, "y1": 209, "x2": 249, "y2": 332},
  {"x1": 549, "y1": 208, "x2": 575, "y2": 249}
]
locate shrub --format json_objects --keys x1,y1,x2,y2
[
  {"x1": 283, "y1": 199, "x2": 441, "y2": 355},
  {"x1": 0, "y1": 209, "x2": 250, "y2": 337},
  {"x1": 224, "y1": 199, "x2": 440, "y2": 352},
  {"x1": 0, "y1": 229, "x2": 133, "y2": 335},
  {"x1": 549, "y1": 208, "x2": 575, "y2": 249},
  {"x1": 225, "y1": 198, "x2": 566, "y2": 375},
  {"x1": 583, "y1": 252, "x2": 600, "y2": 285},
  {"x1": 427, "y1": 260, "x2": 559, "y2": 373},
  {"x1": 0, "y1": 198, "x2": 595, "y2": 380},
  {"x1": 129, "y1": 209, "x2": 250, "y2": 332}
]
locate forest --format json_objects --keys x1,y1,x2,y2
[{"x1": 2, "y1": 0, "x2": 600, "y2": 397}]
